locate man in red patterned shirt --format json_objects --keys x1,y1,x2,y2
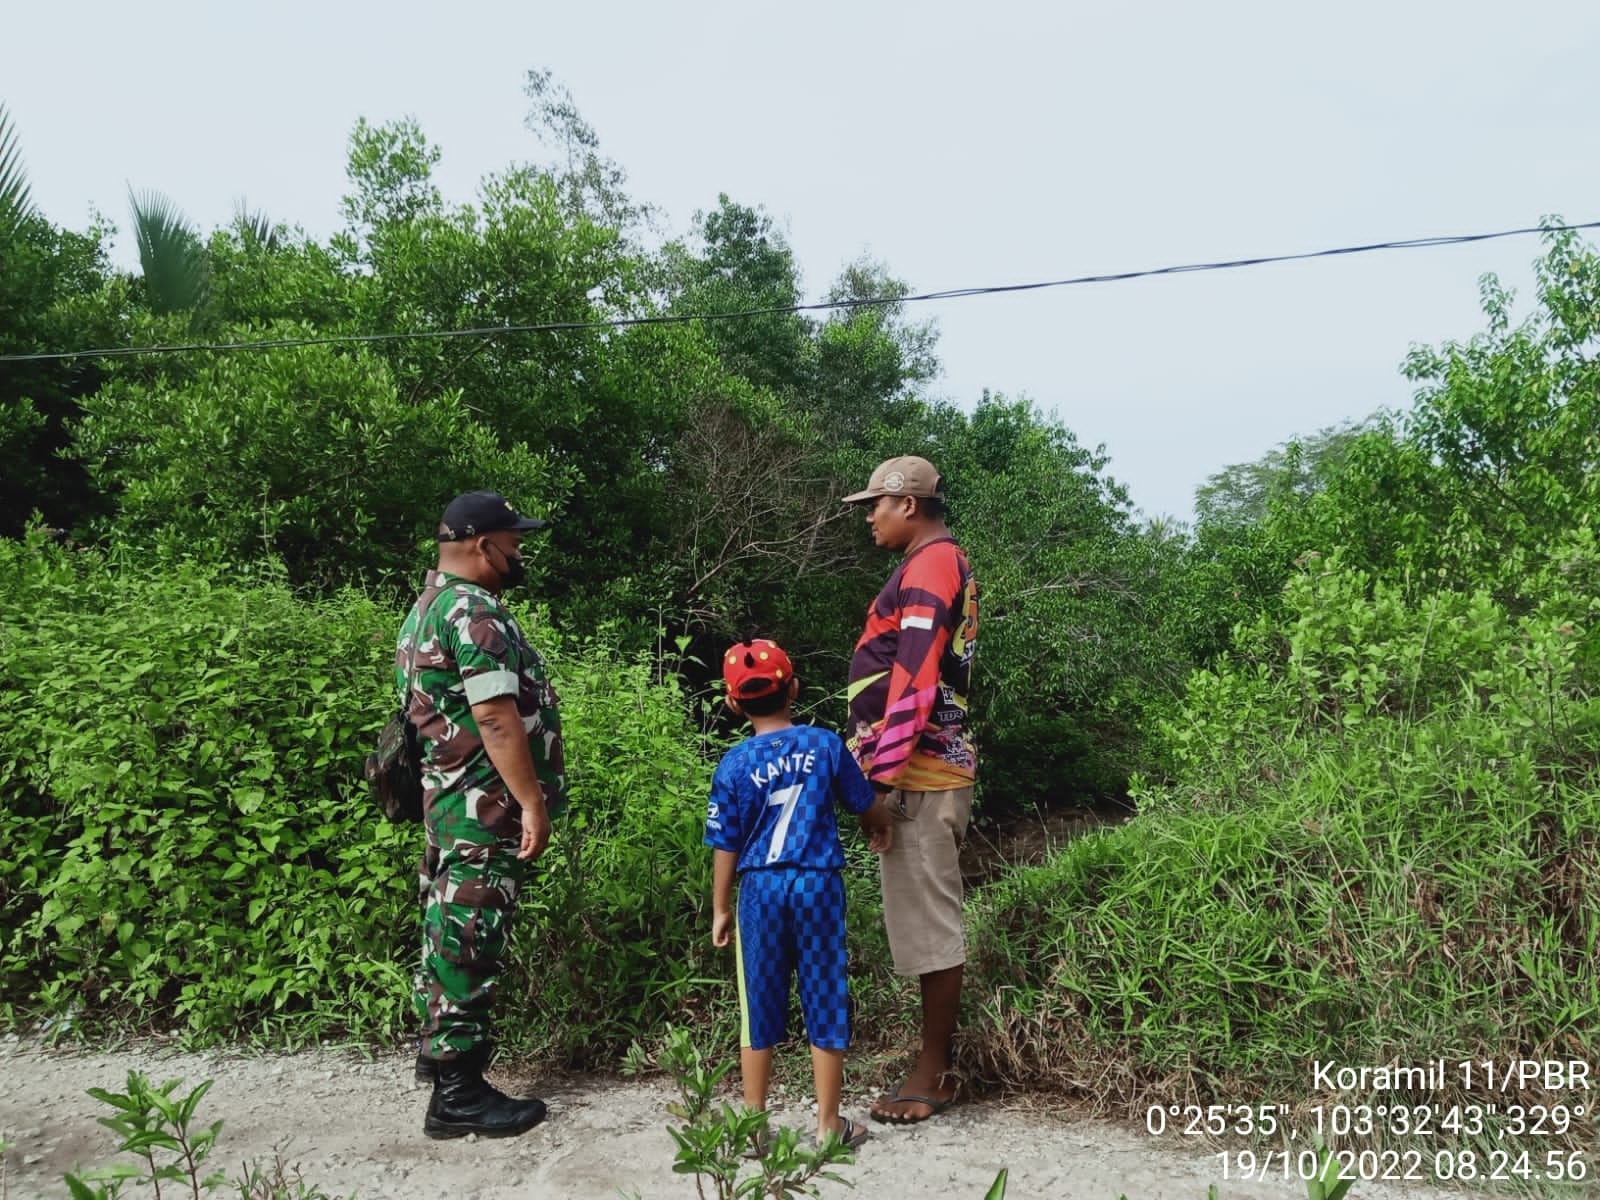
[{"x1": 842, "y1": 455, "x2": 978, "y2": 1125}]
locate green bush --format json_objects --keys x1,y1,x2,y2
[
  {"x1": 0, "y1": 529, "x2": 414, "y2": 1040},
  {"x1": 0, "y1": 536, "x2": 690, "y2": 1050},
  {"x1": 506, "y1": 647, "x2": 901, "y2": 1063},
  {"x1": 0, "y1": 530, "x2": 896, "y2": 1061},
  {"x1": 497, "y1": 642, "x2": 724, "y2": 1062},
  {"x1": 962, "y1": 553, "x2": 1600, "y2": 1129}
]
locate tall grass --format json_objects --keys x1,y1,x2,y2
[{"x1": 962, "y1": 556, "x2": 1599, "y2": 1138}]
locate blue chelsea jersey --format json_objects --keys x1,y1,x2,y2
[{"x1": 704, "y1": 724, "x2": 876, "y2": 873}]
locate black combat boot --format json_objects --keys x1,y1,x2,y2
[
  {"x1": 415, "y1": 1039, "x2": 495, "y2": 1085},
  {"x1": 423, "y1": 1044, "x2": 546, "y2": 1139}
]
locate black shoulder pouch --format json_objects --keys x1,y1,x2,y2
[
  {"x1": 365, "y1": 586, "x2": 451, "y2": 823},
  {"x1": 365, "y1": 711, "x2": 424, "y2": 822}
]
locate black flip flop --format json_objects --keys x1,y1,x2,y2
[
  {"x1": 811, "y1": 1116, "x2": 870, "y2": 1150},
  {"x1": 870, "y1": 1084, "x2": 954, "y2": 1125}
]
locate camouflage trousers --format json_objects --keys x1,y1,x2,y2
[{"x1": 413, "y1": 786, "x2": 529, "y2": 1060}]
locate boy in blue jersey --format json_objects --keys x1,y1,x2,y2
[{"x1": 706, "y1": 637, "x2": 891, "y2": 1152}]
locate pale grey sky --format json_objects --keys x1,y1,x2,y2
[{"x1": 6, "y1": 1, "x2": 1599, "y2": 522}]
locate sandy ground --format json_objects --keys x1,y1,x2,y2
[{"x1": 0, "y1": 1037, "x2": 1480, "y2": 1200}]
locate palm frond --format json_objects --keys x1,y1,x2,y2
[
  {"x1": 128, "y1": 185, "x2": 209, "y2": 314},
  {"x1": 0, "y1": 103, "x2": 37, "y2": 245},
  {"x1": 234, "y1": 199, "x2": 279, "y2": 251}
]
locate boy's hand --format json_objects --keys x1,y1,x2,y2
[
  {"x1": 711, "y1": 908, "x2": 734, "y2": 948},
  {"x1": 859, "y1": 802, "x2": 893, "y2": 854}
]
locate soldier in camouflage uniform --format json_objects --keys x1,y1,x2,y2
[{"x1": 396, "y1": 490, "x2": 567, "y2": 1140}]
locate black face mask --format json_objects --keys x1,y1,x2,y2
[
  {"x1": 497, "y1": 552, "x2": 528, "y2": 590},
  {"x1": 483, "y1": 540, "x2": 527, "y2": 591}
]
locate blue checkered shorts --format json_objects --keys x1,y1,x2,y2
[{"x1": 735, "y1": 867, "x2": 851, "y2": 1051}]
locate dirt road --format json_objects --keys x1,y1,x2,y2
[{"x1": 0, "y1": 1038, "x2": 1469, "y2": 1200}]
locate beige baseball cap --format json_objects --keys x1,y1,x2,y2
[{"x1": 841, "y1": 455, "x2": 944, "y2": 504}]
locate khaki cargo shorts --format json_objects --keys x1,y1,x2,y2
[{"x1": 879, "y1": 786, "x2": 973, "y2": 977}]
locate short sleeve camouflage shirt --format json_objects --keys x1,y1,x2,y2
[{"x1": 395, "y1": 570, "x2": 567, "y2": 815}]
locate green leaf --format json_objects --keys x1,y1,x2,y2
[
  {"x1": 76, "y1": 1164, "x2": 143, "y2": 1182},
  {"x1": 127, "y1": 186, "x2": 208, "y2": 315},
  {"x1": 0, "y1": 102, "x2": 35, "y2": 241},
  {"x1": 175, "y1": 1078, "x2": 214, "y2": 1124}
]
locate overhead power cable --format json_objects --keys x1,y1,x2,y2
[{"x1": 2, "y1": 219, "x2": 1596, "y2": 365}]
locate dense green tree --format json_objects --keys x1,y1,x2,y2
[
  {"x1": 923, "y1": 394, "x2": 1177, "y2": 802},
  {"x1": 522, "y1": 68, "x2": 652, "y2": 237},
  {"x1": 70, "y1": 334, "x2": 564, "y2": 588},
  {"x1": 1396, "y1": 230, "x2": 1600, "y2": 592},
  {"x1": 1279, "y1": 226, "x2": 1600, "y2": 602},
  {"x1": 1194, "y1": 420, "x2": 1371, "y2": 528},
  {"x1": 325, "y1": 118, "x2": 706, "y2": 613},
  {"x1": 0, "y1": 212, "x2": 123, "y2": 537},
  {"x1": 810, "y1": 258, "x2": 937, "y2": 439},
  {"x1": 0, "y1": 107, "x2": 125, "y2": 536},
  {"x1": 1173, "y1": 423, "x2": 1381, "y2": 667},
  {"x1": 22, "y1": 97, "x2": 1206, "y2": 812},
  {"x1": 664, "y1": 195, "x2": 815, "y2": 399},
  {"x1": 65, "y1": 116, "x2": 698, "y2": 599}
]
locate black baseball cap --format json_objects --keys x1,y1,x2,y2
[{"x1": 437, "y1": 491, "x2": 550, "y2": 541}]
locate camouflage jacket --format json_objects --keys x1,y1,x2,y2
[{"x1": 394, "y1": 570, "x2": 567, "y2": 816}]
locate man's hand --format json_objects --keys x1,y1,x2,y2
[
  {"x1": 517, "y1": 789, "x2": 552, "y2": 862},
  {"x1": 860, "y1": 800, "x2": 893, "y2": 854},
  {"x1": 711, "y1": 908, "x2": 734, "y2": 948},
  {"x1": 472, "y1": 694, "x2": 555, "y2": 861}
]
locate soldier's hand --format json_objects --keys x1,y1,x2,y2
[{"x1": 517, "y1": 792, "x2": 552, "y2": 861}]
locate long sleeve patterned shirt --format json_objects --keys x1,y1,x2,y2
[{"x1": 846, "y1": 537, "x2": 978, "y2": 792}]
